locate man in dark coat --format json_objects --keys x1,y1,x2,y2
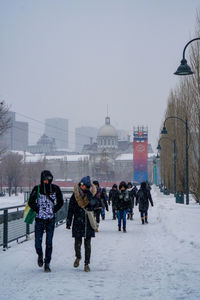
[
  {"x1": 116, "y1": 181, "x2": 131, "y2": 232},
  {"x1": 136, "y1": 181, "x2": 153, "y2": 224},
  {"x1": 66, "y1": 176, "x2": 97, "y2": 272},
  {"x1": 108, "y1": 184, "x2": 118, "y2": 220},
  {"x1": 29, "y1": 170, "x2": 64, "y2": 272}
]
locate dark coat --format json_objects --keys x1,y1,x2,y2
[
  {"x1": 108, "y1": 189, "x2": 119, "y2": 209},
  {"x1": 136, "y1": 188, "x2": 153, "y2": 212},
  {"x1": 29, "y1": 183, "x2": 64, "y2": 215},
  {"x1": 66, "y1": 192, "x2": 98, "y2": 238},
  {"x1": 128, "y1": 188, "x2": 137, "y2": 208},
  {"x1": 116, "y1": 190, "x2": 131, "y2": 211}
]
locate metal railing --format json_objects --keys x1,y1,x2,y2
[{"x1": 0, "y1": 192, "x2": 71, "y2": 250}]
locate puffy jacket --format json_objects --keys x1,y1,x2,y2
[{"x1": 116, "y1": 190, "x2": 131, "y2": 211}]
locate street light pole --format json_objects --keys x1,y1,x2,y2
[
  {"x1": 173, "y1": 139, "x2": 177, "y2": 197},
  {"x1": 157, "y1": 137, "x2": 177, "y2": 196},
  {"x1": 161, "y1": 116, "x2": 189, "y2": 204}
]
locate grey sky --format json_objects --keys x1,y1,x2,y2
[{"x1": 0, "y1": 0, "x2": 199, "y2": 150}]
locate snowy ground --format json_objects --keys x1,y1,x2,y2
[
  {"x1": 0, "y1": 193, "x2": 25, "y2": 208},
  {"x1": 0, "y1": 186, "x2": 200, "y2": 300}
]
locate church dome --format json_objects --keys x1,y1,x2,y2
[
  {"x1": 97, "y1": 117, "x2": 118, "y2": 137},
  {"x1": 97, "y1": 117, "x2": 118, "y2": 150}
]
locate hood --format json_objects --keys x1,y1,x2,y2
[{"x1": 40, "y1": 170, "x2": 53, "y2": 185}]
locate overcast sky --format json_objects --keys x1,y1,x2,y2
[{"x1": 0, "y1": 0, "x2": 200, "y2": 151}]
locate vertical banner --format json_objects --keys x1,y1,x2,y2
[{"x1": 133, "y1": 127, "x2": 148, "y2": 183}]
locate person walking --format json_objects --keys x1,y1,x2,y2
[
  {"x1": 93, "y1": 180, "x2": 103, "y2": 228},
  {"x1": 108, "y1": 184, "x2": 118, "y2": 220},
  {"x1": 29, "y1": 170, "x2": 64, "y2": 272},
  {"x1": 136, "y1": 181, "x2": 153, "y2": 224},
  {"x1": 100, "y1": 188, "x2": 109, "y2": 220},
  {"x1": 116, "y1": 181, "x2": 131, "y2": 232},
  {"x1": 66, "y1": 176, "x2": 97, "y2": 272},
  {"x1": 127, "y1": 182, "x2": 136, "y2": 220}
]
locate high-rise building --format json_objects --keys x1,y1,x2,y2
[
  {"x1": 0, "y1": 111, "x2": 28, "y2": 151},
  {"x1": 75, "y1": 127, "x2": 98, "y2": 153},
  {"x1": 45, "y1": 118, "x2": 68, "y2": 149}
]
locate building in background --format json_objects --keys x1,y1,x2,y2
[
  {"x1": 0, "y1": 111, "x2": 28, "y2": 151},
  {"x1": 75, "y1": 126, "x2": 98, "y2": 153},
  {"x1": 45, "y1": 118, "x2": 68, "y2": 150},
  {"x1": 27, "y1": 134, "x2": 56, "y2": 155}
]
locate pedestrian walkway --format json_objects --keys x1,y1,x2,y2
[{"x1": 0, "y1": 186, "x2": 200, "y2": 300}]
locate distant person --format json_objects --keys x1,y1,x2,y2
[
  {"x1": 116, "y1": 181, "x2": 131, "y2": 232},
  {"x1": 29, "y1": 170, "x2": 64, "y2": 272},
  {"x1": 136, "y1": 181, "x2": 153, "y2": 224},
  {"x1": 108, "y1": 184, "x2": 119, "y2": 220},
  {"x1": 127, "y1": 182, "x2": 136, "y2": 220},
  {"x1": 66, "y1": 176, "x2": 98, "y2": 272},
  {"x1": 93, "y1": 180, "x2": 103, "y2": 228},
  {"x1": 100, "y1": 188, "x2": 109, "y2": 220}
]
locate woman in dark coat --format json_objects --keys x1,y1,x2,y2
[
  {"x1": 66, "y1": 176, "x2": 97, "y2": 272},
  {"x1": 136, "y1": 181, "x2": 153, "y2": 224}
]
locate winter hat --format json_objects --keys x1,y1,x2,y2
[
  {"x1": 80, "y1": 176, "x2": 91, "y2": 188},
  {"x1": 93, "y1": 180, "x2": 99, "y2": 187},
  {"x1": 127, "y1": 182, "x2": 132, "y2": 188},
  {"x1": 41, "y1": 170, "x2": 53, "y2": 184},
  {"x1": 119, "y1": 181, "x2": 128, "y2": 190},
  {"x1": 141, "y1": 182, "x2": 146, "y2": 189},
  {"x1": 112, "y1": 184, "x2": 117, "y2": 188}
]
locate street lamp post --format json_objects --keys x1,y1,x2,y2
[
  {"x1": 157, "y1": 137, "x2": 177, "y2": 196},
  {"x1": 161, "y1": 116, "x2": 189, "y2": 204},
  {"x1": 174, "y1": 37, "x2": 200, "y2": 75}
]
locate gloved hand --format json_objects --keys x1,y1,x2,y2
[{"x1": 66, "y1": 225, "x2": 70, "y2": 230}]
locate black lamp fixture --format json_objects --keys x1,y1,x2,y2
[
  {"x1": 161, "y1": 126, "x2": 168, "y2": 135},
  {"x1": 174, "y1": 37, "x2": 200, "y2": 76},
  {"x1": 157, "y1": 144, "x2": 161, "y2": 150},
  {"x1": 174, "y1": 58, "x2": 193, "y2": 75}
]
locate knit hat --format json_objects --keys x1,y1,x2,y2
[{"x1": 80, "y1": 176, "x2": 91, "y2": 188}]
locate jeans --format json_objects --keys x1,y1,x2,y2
[
  {"x1": 101, "y1": 207, "x2": 105, "y2": 219},
  {"x1": 117, "y1": 210, "x2": 128, "y2": 229},
  {"x1": 35, "y1": 218, "x2": 55, "y2": 264},
  {"x1": 74, "y1": 237, "x2": 91, "y2": 265}
]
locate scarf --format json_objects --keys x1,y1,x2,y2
[{"x1": 74, "y1": 183, "x2": 97, "y2": 208}]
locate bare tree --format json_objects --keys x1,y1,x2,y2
[
  {"x1": 1, "y1": 152, "x2": 23, "y2": 196},
  {"x1": 0, "y1": 101, "x2": 11, "y2": 154}
]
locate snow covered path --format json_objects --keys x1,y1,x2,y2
[{"x1": 0, "y1": 186, "x2": 200, "y2": 300}]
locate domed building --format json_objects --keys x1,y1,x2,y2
[{"x1": 97, "y1": 117, "x2": 118, "y2": 152}]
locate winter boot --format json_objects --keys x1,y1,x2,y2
[
  {"x1": 123, "y1": 228, "x2": 126, "y2": 232},
  {"x1": 37, "y1": 255, "x2": 43, "y2": 268},
  {"x1": 130, "y1": 214, "x2": 133, "y2": 220},
  {"x1": 74, "y1": 257, "x2": 81, "y2": 268},
  {"x1": 145, "y1": 217, "x2": 148, "y2": 224},
  {"x1": 44, "y1": 263, "x2": 51, "y2": 272},
  {"x1": 141, "y1": 217, "x2": 145, "y2": 225},
  {"x1": 127, "y1": 214, "x2": 130, "y2": 220},
  {"x1": 84, "y1": 264, "x2": 90, "y2": 272},
  {"x1": 118, "y1": 226, "x2": 121, "y2": 231}
]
